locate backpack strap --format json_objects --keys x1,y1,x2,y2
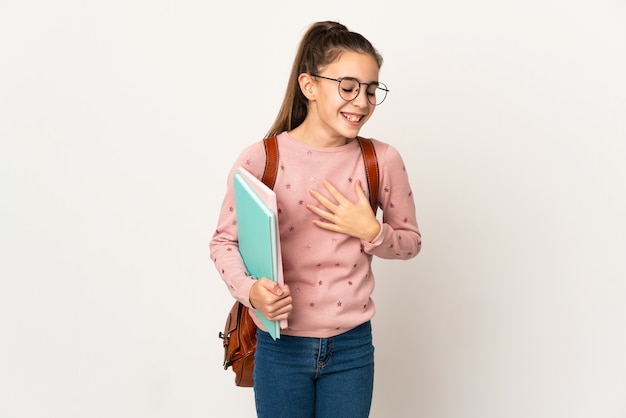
[
  {"x1": 357, "y1": 137, "x2": 380, "y2": 214},
  {"x1": 262, "y1": 135, "x2": 379, "y2": 214},
  {"x1": 262, "y1": 136, "x2": 279, "y2": 189}
]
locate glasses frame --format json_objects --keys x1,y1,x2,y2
[{"x1": 311, "y1": 74, "x2": 389, "y2": 106}]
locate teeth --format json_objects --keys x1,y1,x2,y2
[{"x1": 344, "y1": 114, "x2": 362, "y2": 122}]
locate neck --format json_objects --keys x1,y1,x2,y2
[{"x1": 288, "y1": 124, "x2": 350, "y2": 148}]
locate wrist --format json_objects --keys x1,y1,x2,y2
[
  {"x1": 248, "y1": 278, "x2": 258, "y2": 309},
  {"x1": 363, "y1": 220, "x2": 381, "y2": 242}
]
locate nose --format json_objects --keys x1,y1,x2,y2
[{"x1": 352, "y1": 86, "x2": 369, "y2": 107}]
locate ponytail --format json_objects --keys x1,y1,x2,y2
[{"x1": 266, "y1": 21, "x2": 383, "y2": 138}]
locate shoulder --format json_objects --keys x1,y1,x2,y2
[
  {"x1": 233, "y1": 138, "x2": 268, "y2": 179},
  {"x1": 240, "y1": 138, "x2": 267, "y2": 156},
  {"x1": 360, "y1": 137, "x2": 405, "y2": 166}
]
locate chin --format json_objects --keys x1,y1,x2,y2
[{"x1": 339, "y1": 125, "x2": 363, "y2": 138}]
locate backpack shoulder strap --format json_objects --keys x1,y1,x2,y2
[
  {"x1": 261, "y1": 136, "x2": 279, "y2": 189},
  {"x1": 357, "y1": 137, "x2": 380, "y2": 214}
]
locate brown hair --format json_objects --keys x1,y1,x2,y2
[{"x1": 265, "y1": 21, "x2": 383, "y2": 138}]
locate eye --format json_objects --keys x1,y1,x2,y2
[
  {"x1": 366, "y1": 84, "x2": 379, "y2": 96},
  {"x1": 339, "y1": 78, "x2": 359, "y2": 93}
]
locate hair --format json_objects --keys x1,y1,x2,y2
[{"x1": 265, "y1": 21, "x2": 383, "y2": 138}]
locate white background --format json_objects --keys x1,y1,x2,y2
[{"x1": 2, "y1": 1, "x2": 625, "y2": 417}]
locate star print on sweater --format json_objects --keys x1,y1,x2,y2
[{"x1": 209, "y1": 131, "x2": 421, "y2": 338}]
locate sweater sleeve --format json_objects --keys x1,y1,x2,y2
[
  {"x1": 209, "y1": 141, "x2": 268, "y2": 307},
  {"x1": 361, "y1": 142, "x2": 422, "y2": 259}
]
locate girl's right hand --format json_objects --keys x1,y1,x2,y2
[{"x1": 249, "y1": 278, "x2": 292, "y2": 321}]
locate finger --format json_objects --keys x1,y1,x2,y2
[
  {"x1": 258, "y1": 277, "x2": 284, "y2": 296},
  {"x1": 265, "y1": 297, "x2": 293, "y2": 320},
  {"x1": 307, "y1": 203, "x2": 335, "y2": 221},
  {"x1": 353, "y1": 179, "x2": 367, "y2": 199},
  {"x1": 265, "y1": 297, "x2": 291, "y2": 313},
  {"x1": 322, "y1": 180, "x2": 351, "y2": 207},
  {"x1": 281, "y1": 284, "x2": 291, "y2": 296},
  {"x1": 266, "y1": 308, "x2": 291, "y2": 321},
  {"x1": 311, "y1": 219, "x2": 341, "y2": 233},
  {"x1": 354, "y1": 180, "x2": 375, "y2": 211},
  {"x1": 309, "y1": 188, "x2": 339, "y2": 212}
]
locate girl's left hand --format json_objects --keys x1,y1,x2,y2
[{"x1": 307, "y1": 179, "x2": 381, "y2": 242}]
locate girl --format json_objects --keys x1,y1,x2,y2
[{"x1": 210, "y1": 20, "x2": 421, "y2": 418}]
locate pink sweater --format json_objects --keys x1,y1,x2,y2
[{"x1": 210, "y1": 132, "x2": 421, "y2": 338}]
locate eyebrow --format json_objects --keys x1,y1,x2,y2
[{"x1": 338, "y1": 76, "x2": 380, "y2": 85}]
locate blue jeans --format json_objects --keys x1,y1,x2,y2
[{"x1": 253, "y1": 321, "x2": 375, "y2": 418}]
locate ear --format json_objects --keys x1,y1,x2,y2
[{"x1": 298, "y1": 73, "x2": 316, "y2": 101}]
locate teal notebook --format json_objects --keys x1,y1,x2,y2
[{"x1": 233, "y1": 167, "x2": 285, "y2": 340}]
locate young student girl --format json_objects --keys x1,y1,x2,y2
[{"x1": 210, "y1": 20, "x2": 421, "y2": 418}]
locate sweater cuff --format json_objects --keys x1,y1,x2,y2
[
  {"x1": 362, "y1": 220, "x2": 384, "y2": 251},
  {"x1": 236, "y1": 276, "x2": 257, "y2": 309}
]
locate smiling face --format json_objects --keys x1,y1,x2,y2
[{"x1": 294, "y1": 51, "x2": 381, "y2": 146}]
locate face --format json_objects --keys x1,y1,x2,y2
[{"x1": 305, "y1": 52, "x2": 381, "y2": 141}]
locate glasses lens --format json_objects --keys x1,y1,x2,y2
[
  {"x1": 337, "y1": 78, "x2": 388, "y2": 105},
  {"x1": 371, "y1": 82, "x2": 388, "y2": 106},
  {"x1": 338, "y1": 78, "x2": 360, "y2": 101}
]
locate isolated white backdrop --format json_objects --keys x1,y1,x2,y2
[{"x1": 1, "y1": 1, "x2": 625, "y2": 417}]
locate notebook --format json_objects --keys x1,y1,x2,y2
[{"x1": 233, "y1": 166, "x2": 286, "y2": 340}]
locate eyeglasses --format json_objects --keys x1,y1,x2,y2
[{"x1": 311, "y1": 74, "x2": 389, "y2": 106}]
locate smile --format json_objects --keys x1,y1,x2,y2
[{"x1": 342, "y1": 113, "x2": 363, "y2": 123}]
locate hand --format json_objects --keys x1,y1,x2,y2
[
  {"x1": 249, "y1": 278, "x2": 292, "y2": 321},
  {"x1": 307, "y1": 179, "x2": 381, "y2": 242}
]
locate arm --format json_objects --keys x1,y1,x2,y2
[
  {"x1": 209, "y1": 142, "x2": 292, "y2": 318},
  {"x1": 307, "y1": 143, "x2": 421, "y2": 260},
  {"x1": 364, "y1": 144, "x2": 421, "y2": 259},
  {"x1": 209, "y1": 166, "x2": 257, "y2": 307}
]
